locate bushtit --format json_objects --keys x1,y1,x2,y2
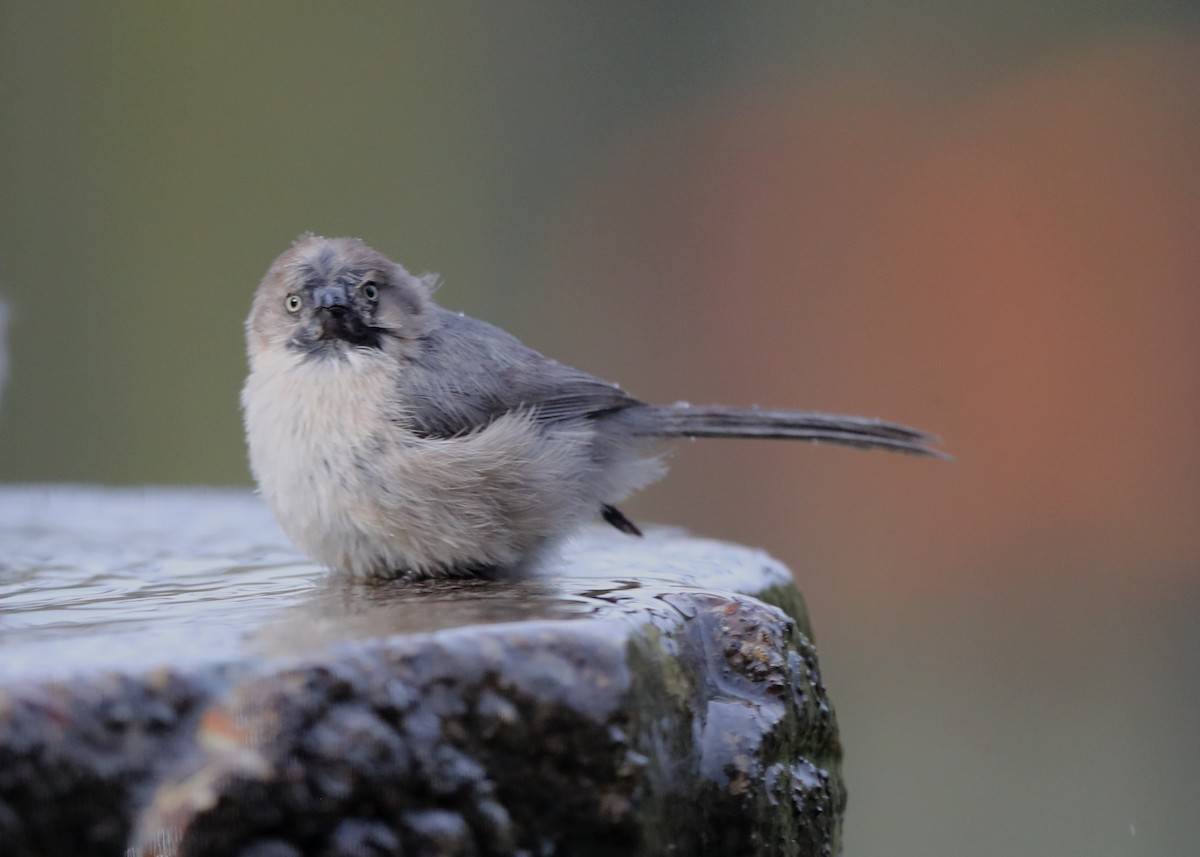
[{"x1": 243, "y1": 235, "x2": 943, "y2": 580}]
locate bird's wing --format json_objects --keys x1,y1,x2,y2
[{"x1": 398, "y1": 309, "x2": 642, "y2": 439}]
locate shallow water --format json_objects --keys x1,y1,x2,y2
[{"x1": 0, "y1": 486, "x2": 790, "y2": 681}]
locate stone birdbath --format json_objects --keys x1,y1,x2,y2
[{"x1": 0, "y1": 486, "x2": 844, "y2": 857}]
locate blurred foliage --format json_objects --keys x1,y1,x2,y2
[{"x1": 1, "y1": 0, "x2": 1190, "y2": 483}]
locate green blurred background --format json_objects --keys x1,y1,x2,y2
[{"x1": 3, "y1": 3, "x2": 1199, "y2": 855}]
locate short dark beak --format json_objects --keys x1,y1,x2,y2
[
  {"x1": 313, "y1": 285, "x2": 349, "y2": 314},
  {"x1": 298, "y1": 283, "x2": 380, "y2": 350},
  {"x1": 312, "y1": 285, "x2": 356, "y2": 340}
]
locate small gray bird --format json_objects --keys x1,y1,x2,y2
[{"x1": 243, "y1": 235, "x2": 943, "y2": 580}]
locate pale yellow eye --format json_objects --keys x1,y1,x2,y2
[{"x1": 285, "y1": 294, "x2": 302, "y2": 313}]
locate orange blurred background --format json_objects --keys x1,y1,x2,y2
[
  {"x1": 545, "y1": 27, "x2": 1200, "y2": 598},
  {"x1": 532, "y1": 30, "x2": 1200, "y2": 853},
  {"x1": 532, "y1": 26, "x2": 1200, "y2": 849}
]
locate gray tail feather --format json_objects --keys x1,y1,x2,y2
[{"x1": 623, "y1": 404, "x2": 949, "y2": 459}]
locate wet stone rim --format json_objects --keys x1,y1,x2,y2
[
  {"x1": 0, "y1": 488, "x2": 845, "y2": 857},
  {"x1": 1, "y1": 586, "x2": 845, "y2": 857}
]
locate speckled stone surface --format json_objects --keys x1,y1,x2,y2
[{"x1": 0, "y1": 487, "x2": 844, "y2": 856}]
